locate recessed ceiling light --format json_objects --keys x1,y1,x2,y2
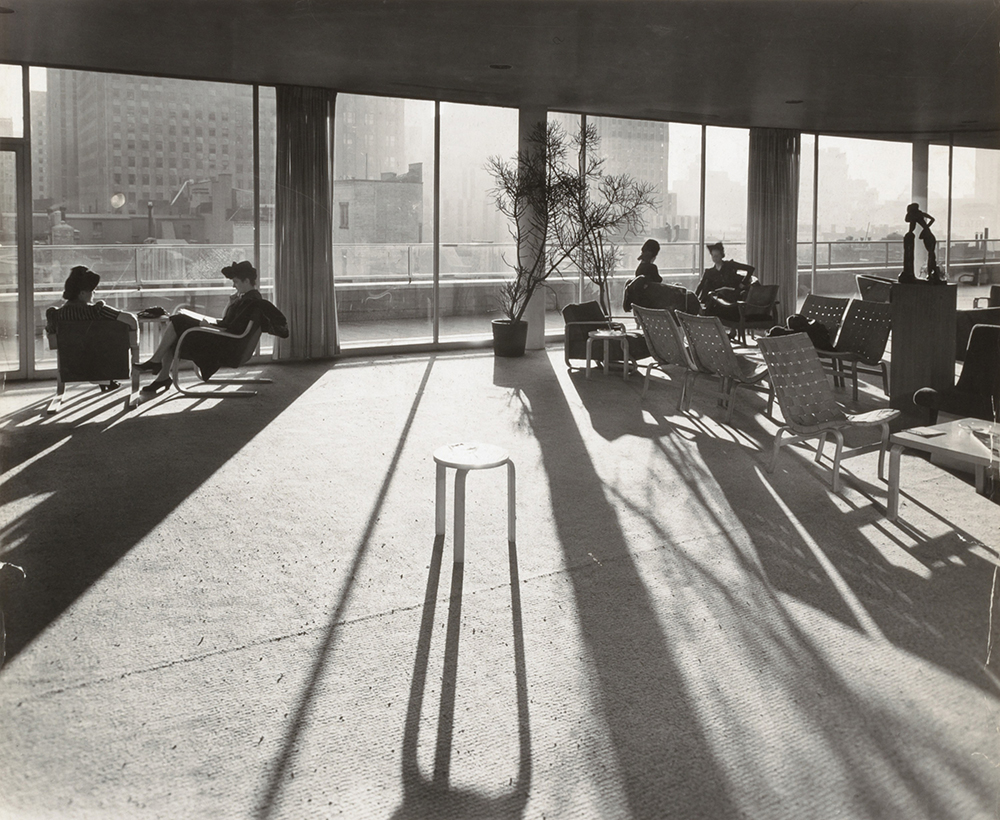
[
  {"x1": 489, "y1": 64, "x2": 512, "y2": 70},
  {"x1": 784, "y1": 99, "x2": 804, "y2": 105}
]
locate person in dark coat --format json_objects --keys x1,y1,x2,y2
[
  {"x1": 696, "y1": 242, "x2": 755, "y2": 321},
  {"x1": 45, "y1": 266, "x2": 139, "y2": 391},
  {"x1": 136, "y1": 261, "x2": 287, "y2": 394},
  {"x1": 633, "y1": 238, "x2": 662, "y2": 282}
]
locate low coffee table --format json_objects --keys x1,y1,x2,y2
[{"x1": 886, "y1": 418, "x2": 998, "y2": 520}]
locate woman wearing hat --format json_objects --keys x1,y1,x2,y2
[
  {"x1": 634, "y1": 238, "x2": 663, "y2": 283},
  {"x1": 695, "y1": 242, "x2": 755, "y2": 321},
  {"x1": 136, "y1": 260, "x2": 263, "y2": 394},
  {"x1": 45, "y1": 266, "x2": 138, "y2": 389}
]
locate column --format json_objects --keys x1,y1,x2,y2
[{"x1": 519, "y1": 106, "x2": 548, "y2": 350}]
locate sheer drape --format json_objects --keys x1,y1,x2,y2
[
  {"x1": 274, "y1": 85, "x2": 339, "y2": 360},
  {"x1": 747, "y1": 128, "x2": 800, "y2": 321}
]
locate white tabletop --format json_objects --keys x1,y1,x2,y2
[
  {"x1": 433, "y1": 442, "x2": 509, "y2": 470},
  {"x1": 891, "y1": 419, "x2": 998, "y2": 466}
]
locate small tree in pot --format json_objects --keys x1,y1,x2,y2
[{"x1": 487, "y1": 121, "x2": 655, "y2": 356}]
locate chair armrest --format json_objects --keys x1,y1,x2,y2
[{"x1": 177, "y1": 322, "x2": 255, "y2": 347}]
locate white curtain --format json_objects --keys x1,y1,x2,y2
[
  {"x1": 747, "y1": 128, "x2": 800, "y2": 321},
  {"x1": 274, "y1": 85, "x2": 339, "y2": 360}
]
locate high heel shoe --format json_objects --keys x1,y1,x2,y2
[
  {"x1": 141, "y1": 378, "x2": 171, "y2": 395},
  {"x1": 135, "y1": 360, "x2": 162, "y2": 374},
  {"x1": 98, "y1": 381, "x2": 121, "y2": 393}
]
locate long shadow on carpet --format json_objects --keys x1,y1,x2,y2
[{"x1": 0, "y1": 363, "x2": 326, "y2": 665}]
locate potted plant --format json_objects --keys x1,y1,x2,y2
[{"x1": 487, "y1": 121, "x2": 655, "y2": 356}]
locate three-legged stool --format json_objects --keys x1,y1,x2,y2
[{"x1": 434, "y1": 442, "x2": 515, "y2": 563}]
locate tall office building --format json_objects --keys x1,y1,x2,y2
[
  {"x1": 29, "y1": 89, "x2": 48, "y2": 201},
  {"x1": 591, "y1": 117, "x2": 673, "y2": 231}
]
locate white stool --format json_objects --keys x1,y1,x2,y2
[{"x1": 434, "y1": 442, "x2": 516, "y2": 563}]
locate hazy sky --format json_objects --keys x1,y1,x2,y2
[{"x1": 0, "y1": 66, "x2": 980, "y2": 203}]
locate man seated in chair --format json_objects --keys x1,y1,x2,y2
[
  {"x1": 46, "y1": 265, "x2": 139, "y2": 392},
  {"x1": 136, "y1": 260, "x2": 288, "y2": 395}
]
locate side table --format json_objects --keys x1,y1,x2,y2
[{"x1": 586, "y1": 329, "x2": 630, "y2": 381}]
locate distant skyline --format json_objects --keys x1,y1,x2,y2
[{"x1": 1, "y1": 66, "x2": 990, "y2": 220}]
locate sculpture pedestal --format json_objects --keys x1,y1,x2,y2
[{"x1": 889, "y1": 283, "x2": 956, "y2": 423}]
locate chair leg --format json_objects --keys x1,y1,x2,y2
[
  {"x1": 47, "y1": 374, "x2": 66, "y2": 415},
  {"x1": 677, "y1": 371, "x2": 691, "y2": 413},
  {"x1": 815, "y1": 432, "x2": 827, "y2": 463},
  {"x1": 880, "y1": 362, "x2": 889, "y2": 396},
  {"x1": 769, "y1": 427, "x2": 787, "y2": 474},
  {"x1": 851, "y1": 360, "x2": 859, "y2": 402},
  {"x1": 766, "y1": 383, "x2": 775, "y2": 417},
  {"x1": 878, "y1": 422, "x2": 889, "y2": 481},
  {"x1": 725, "y1": 382, "x2": 738, "y2": 424},
  {"x1": 830, "y1": 430, "x2": 846, "y2": 493},
  {"x1": 642, "y1": 364, "x2": 652, "y2": 398}
]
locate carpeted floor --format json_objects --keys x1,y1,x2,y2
[{"x1": 1, "y1": 347, "x2": 998, "y2": 819}]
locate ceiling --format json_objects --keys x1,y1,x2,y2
[{"x1": 3, "y1": 0, "x2": 999, "y2": 148}]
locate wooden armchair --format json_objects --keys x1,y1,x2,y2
[
  {"x1": 914, "y1": 324, "x2": 1000, "y2": 424},
  {"x1": 47, "y1": 320, "x2": 139, "y2": 414},
  {"x1": 561, "y1": 301, "x2": 647, "y2": 369},
  {"x1": 972, "y1": 285, "x2": 1000, "y2": 309},
  {"x1": 718, "y1": 283, "x2": 780, "y2": 346}
]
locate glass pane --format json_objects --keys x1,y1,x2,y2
[
  {"x1": 704, "y1": 126, "x2": 749, "y2": 268},
  {"x1": 31, "y1": 69, "x2": 260, "y2": 370},
  {"x1": 947, "y1": 146, "x2": 999, "y2": 298},
  {"x1": 0, "y1": 64, "x2": 23, "y2": 138},
  {"x1": 439, "y1": 102, "x2": 517, "y2": 340},
  {"x1": 664, "y1": 122, "x2": 703, "y2": 288},
  {"x1": 333, "y1": 94, "x2": 434, "y2": 347},
  {"x1": 585, "y1": 115, "x2": 674, "y2": 311},
  {"x1": 0, "y1": 151, "x2": 19, "y2": 372},
  {"x1": 815, "y1": 135, "x2": 911, "y2": 297}
]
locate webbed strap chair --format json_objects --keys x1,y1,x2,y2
[
  {"x1": 675, "y1": 312, "x2": 770, "y2": 423},
  {"x1": 632, "y1": 305, "x2": 702, "y2": 411},
  {"x1": 799, "y1": 294, "x2": 849, "y2": 342},
  {"x1": 757, "y1": 333, "x2": 900, "y2": 492},
  {"x1": 817, "y1": 298, "x2": 892, "y2": 401}
]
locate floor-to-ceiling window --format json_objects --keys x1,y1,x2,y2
[
  {"x1": 947, "y1": 145, "x2": 1000, "y2": 283},
  {"x1": 438, "y1": 102, "x2": 518, "y2": 340},
  {"x1": 813, "y1": 135, "x2": 912, "y2": 298},
  {"x1": 331, "y1": 94, "x2": 435, "y2": 347},
  {"x1": 26, "y1": 68, "x2": 268, "y2": 370},
  {"x1": 704, "y1": 126, "x2": 750, "y2": 272},
  {"x1": 5, "y1": 59, "x2": 1000, "y2": 369}
]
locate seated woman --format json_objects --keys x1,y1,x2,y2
[
  {"x1": 695, "y1": 242, "x2": 756, "y2": 321},
  {"x1": 137, "y1": 260, "x2": 285, "y2": 395},
  {"x1": 46, "y1": 265, "x2": 138, "y2": 391}
]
